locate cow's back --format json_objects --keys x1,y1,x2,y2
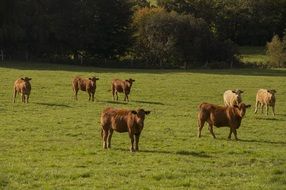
[
  {"x1": 101, "y1": 108, "x2": 131, "y2": 132},
  {"x1": 112, "y1": 79, "x2": 125, "y2": 92}
]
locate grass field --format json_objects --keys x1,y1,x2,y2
[{"x1": 0, "y1": 62, "x2": 285, "y2": 189}]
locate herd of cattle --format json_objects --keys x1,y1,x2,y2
[{"x1": 12, "y1": 76, "x2": 277, "y2": 152}]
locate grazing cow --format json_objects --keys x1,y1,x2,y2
[
  {"x1": 100, "y1": 107, "x2": 150, "y2": 152},
  {"x1": 111, "y1": 79, "x2": 135, "y2": 102},
  {"x1": 13, "y1": 77, "x2": 32, "y2": 103},
  {"x1": 223, "y1": 89, "x2": 244, "y2": 107},
  {"x1": 72, "y1": 76, "x2": 99, "y2": 101},
  {"x1": 197, "y1": 102, "x2": 251, "y2": 140},
  {"x1": 254, "y1": 89, "x2": 276, "y2": 116}
]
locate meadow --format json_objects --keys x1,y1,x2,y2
[{"x1": 0, "y1": 62, "x2": 285, "y2": 189}]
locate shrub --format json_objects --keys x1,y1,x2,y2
[{"x1": 266, "y1": 34, "x2": 286, "y2": 68}]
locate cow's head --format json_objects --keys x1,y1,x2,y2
[
  {"x1": 21, "y1": 77, "x2": 32, "y2": 82},
  {"x1": 267, "y1": 89, "x2": 277, "y2": 95},
  {"x1": 126, "y1": 78, "x2": 135, "y2": 86},
  {"x1": 89, "y1": 76, "x2": 99, "y2": 85},
  {"x1": 131, "y1": 109, "x2": 150, "y2": 131},
  {"x1": 232, "y1": 89, "x2": 244, "y2": 95},
  {"x1": 234, "y1": 103, "x2": 251, "y2": 117}
]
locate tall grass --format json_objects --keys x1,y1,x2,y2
[{"x1": 0, "y1": 62, "x2": 285, "y2": 189}]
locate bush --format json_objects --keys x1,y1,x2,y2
[{"x1": 266, "y1": 34, "x2": 286, "y2": 68}]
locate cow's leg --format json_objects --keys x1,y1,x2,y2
[
  {"x1": 197, "y1": 118, "x2": 205, "y2": 138},
  {"x1": 261, "y1": 104, "x2": 265, "y2": 114},
  {"x1": 134, "y1": 133, "x2": 140, "y2": 151},
  {"x1": 254, "y1": 101, "x2": 259, "y2": 114},
  {"x1": 74, "y1": 88, "x2": 78, "y2": 100},
  {"x1": 125, "y1": 93, "x2": 129, "y2": 102},
  {"x1": 102, "y1": 129, "x2": 108, "y2": 149},
  {"x1": 107, "y1": 129, "x2": 113, "y2": 148},
  {"x1": 88, "y1": 91, "x2": 91, "y2": 101},
  {"x1": 91, "y1": 92, "x2": 95, "y2": 102},
  {"x1": 115, "y1": 91, "x2": 118, "y2": 101},
  {"x1": 13, "y1": 89, "x2": 17, "y2": 103},
  {"x1": 272, "y1": 105, "x2": 275, "y2": 116},
  {"x1": 208, "y1": 124, "x2": 216, "y2": 139},
  {"x1": 129, "y1": 133, "x2": 135, "y2": 152},
  {"x1": 266, "y1": 105, "x2": 269, "y2": 115},
  {"x1": 21, "y1": 93, "x2": 25, "y2": 103},
  {"x1": 233, "y1": 128, "x2": 238, "y2": 140},
  {"x1": 26, "y1": 94, "x2": 30, "y2": 103},
  {"x1": 228, "y1": 128, "x2": 233, "y2": 139}
]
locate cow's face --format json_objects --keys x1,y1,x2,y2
[
  {"x1": 131, "y1": 109, "x2": 150, "y2": 129},
  {"x1": 21, "y1": 77, "x2": 32, "y2": 82},
  {"x1": 232, "y1": 89, "x2": 244, "y2": 95},
  {"x1": 89, "y1": 77, "x2": 99, "y2": 85},
  {"x1": 126, "y1": 78, "x2": 135, "y2": 85},
  {"x1": 234, "y1": 103, "x2": 251, "y2": 117}
]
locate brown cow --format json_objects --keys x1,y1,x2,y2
[
  {"x1": 254, "y1": 89, "x2": 276, "y2": 116},
  {"x1": 72, "y1": 76, "x2": 99, "y2": 101},
  {"x1": 100, "y1": 107, "x2": 150, "y2": 152},
  {"x1": 13, "y1": 77, "x2": 32, "y2": 103},
  {"x1": 111, "y1": 79, "x2": 135, "y2": 102},
  {"x1": 197, "y1": 102, "x2": 251, "y2": 140}
]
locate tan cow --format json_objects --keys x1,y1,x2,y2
[
  {"x1": 254, "y1": 89, "x2": 276, "y2": 116},
  {"x1": 111, "y1": 79, "x2": 135, "y2": 102},
  {"x1": 197, "y1": 102, "x2": 251, "y2": 140},
  {"x1": 13, "y1": 77, "x2": 32, "y2": 103},
  {"x1": 72, "y1": 76, "x2": 99, "y2": 101},
  {"x1": 100, "y1": 107, "x2": 150, "y2": 152},
  {"x1": 223, "y1": 89, "x2": 244, "y2": 107}
]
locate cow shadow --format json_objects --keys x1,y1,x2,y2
[
  {"x1": 100, "y1": 100, "x2": 128, "y2": 105},
  {"x1": 254, "y1": 117, "x2": 284, "y2": 121},
  {"x1": 132, "y1": 100, "x2": 165, "y2": 105},
  {"x1": 34, "y1": 102, "x2": 72, "y2": 108},
  {"x1": 113, "y1": 148, "x2": 212, "y2": 158},
  {"x1": 239, "y1": 139, "x2": 286, "y2": 145}
]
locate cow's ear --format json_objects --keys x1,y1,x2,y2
[
  {"x1": 246, "y1": 104, "x2": 251, "y2": 108},
  {"x1": 28, "y1": 78, "x2": 32, "y2": 81},
  {"x1": 21, "y1": 78, "x2": 24, "y2": 80},
  {"x1": 271, "y1": 89, "x2": 277, "y2": 94},
  {"x1": 145, "y1": 111, "x2": 151, "y2": 115},
  {"x1": 232, "y1": 90, "x2": 236, "y2": 93},
  {"x1": 125, "y1": 80, "x2": 129, "y2": 82},
  {"x1": 234, "y1": 105, "x2": 239, "y2": 108},
  {"x1": 131, "y1": 110, "x2": 137, "y2": 115},
  {"x1": 89, "y1": 78, "x2": 92, "y2": 80},
  {"x1": 132, "y1": 79, "x2": 135, "y2": 82}
]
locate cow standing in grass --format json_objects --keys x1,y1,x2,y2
[
  {"x1": 254, "y1": 89, "x2": 276, "y2": 116},
  {"x1": 111, "y1": 79, "x2": 135, "y2": 102},
  {"x1": 100, "y1": 107, "x2": 150, "y2": 152},
  {"x1": 223, "y1": 89, "x2": 244, "y2": 107},
  {"x1": 197, "y1": 102, "x2": 251, "y2": 140},
  {"x1": 13, "y1": 77, "x2": 32, "y2": 103},
  {"x1": 72, "y1": 76, "x2": 99, "y2": 101}
]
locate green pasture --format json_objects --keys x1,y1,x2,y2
[
  {"x1": 0, "y1": 62, "x2": 285, "y2": 189},
  {"x1": 239, "y1": 46, "x2": 269, "y2": 65}
]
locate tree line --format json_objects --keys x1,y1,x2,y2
[{"x1": 0, "y1": 0, "x2": 285, "y2": 68}]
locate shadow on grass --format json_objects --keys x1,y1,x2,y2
[
  {"x1": 239, "y1": 139, "x2": 286, "y2": 145},
  {"x1": 254, "y1": 117, "x2": 284, "y2": 121},
  {"x1": 132, "y1": 100, "x2": 165, "y2": 105},
  {"x1": 100, "y1": 100, "x2": 128, "y2": 105},
  {"x1": 113, "y1": 148, "x2": 212, "y2": 158},
  {"x1": 35, "y1": 102, "x2": 72, "y2": 108}
]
